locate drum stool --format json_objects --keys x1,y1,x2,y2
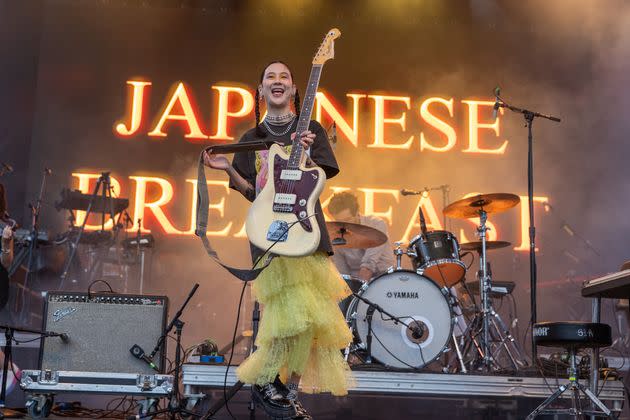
[{"x1": 526, "y1": 321, "x2": 614, "y2": 419}]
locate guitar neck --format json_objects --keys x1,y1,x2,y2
[{"x1": 288, "y1": 64, "x2": 323, "y2": 168}]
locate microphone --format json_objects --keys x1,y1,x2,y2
[
  {"x1": 60, "y1": 333, "x2": 69, "y2": 343},
  {"x1": 130, "y1": 344, "x2": 159, "y2": 372},
  {"x1": 410, "y1": 323, "x2": 425, "y2": 340},
  {"x1": 401, "y1": 188, "x2": 431, "y2": 197},
  {"x1": 492, "y1": 86, "x2": 501, "y2": 121},
  {"x1": 418, "y1": 206, "x2": 428, "y2": 236},
  {"x1": 44, "y1": 168, "x2": 53, "y2": 175}
]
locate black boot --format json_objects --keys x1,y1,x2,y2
[{"x1": 252, "y1": 382, "x2": 294, "y2": 419}]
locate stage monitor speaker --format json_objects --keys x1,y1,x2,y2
[{"x1": 40, "y1": 292, "x2": 168, "y2": 374}]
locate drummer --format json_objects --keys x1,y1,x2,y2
[{"x1": 327, "y1": 192, "x2": 393, "y2": 281}]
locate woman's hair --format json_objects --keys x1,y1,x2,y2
[
  {"x1": 328, "y1": 191, "x2": 360, "y2": 216},
  {"x1": 255, "y1": 61, "x2": 301, "y2": 137}
]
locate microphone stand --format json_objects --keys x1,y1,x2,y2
[
  {"x1": 494, "y1": 92, "x2": 560, "y2": 361},
  {"x1": 8, "y1": 168, "x2": 51, "y2": 323},
  {"x1": 365, "y1": 306, "x2": 375, "y2": 364},
  {"x1": 0, "y1": 324, "x2": 66, "y2": 419},
  {"x1": 351, "y1": 292, "x2": 424, "y2": 365},
  {"x1": 134, "y1": 284, "x2": 200, "y2": 420},
  {"x1": 401, "y1": 185, "x2": 451, "y2": 230}
]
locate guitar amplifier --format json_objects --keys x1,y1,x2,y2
[{"x1": 40, "y1": 292, "x2": 168, "y2": 374}]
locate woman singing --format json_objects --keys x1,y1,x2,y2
[{"x1": 203, "y1": 61, "x2": 352, "y2": 419}]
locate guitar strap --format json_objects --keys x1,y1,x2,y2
[{"x1": 195, "y1": 150, "x2": 273, "y2": 281}]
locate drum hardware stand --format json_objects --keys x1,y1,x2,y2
[
  {"x1": 461, "y1": 208, "x2": 527, "y2": 372},
  {"x1": 450, "y1": 330, "x2": 467, "y2": 373},
  {"x1": 445, "y1": 289, "x2": 468, "y2": 374},
  {"x1": 393, "y1": 242, "x2": 407, "y2": 270},
  {"x1": 478, "y1": 208, "x2": 492, "y2": 369},
  {"x1": 493, "y1": 88, "x2": 561, "y2": 360},
  {"x1": 8, "y1": 168, "x2": 52, "y2": 324},
  {"x1": 134, "y1": 284, "x2": 200, "y2": 420}
]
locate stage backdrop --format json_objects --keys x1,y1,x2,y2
[{"x1": 7, "y1": 0, "x2": 630, "y2": 353}]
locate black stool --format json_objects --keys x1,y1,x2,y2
[{"x1": 526, "y1": 322, "x2": 614, "y2": 419}]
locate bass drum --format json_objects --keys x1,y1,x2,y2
[{"x1": 346, "y1": 270, "x2": 453, "y2": 369}]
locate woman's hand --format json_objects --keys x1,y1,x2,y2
[
  {"x1": 203, "y1": 151, "x2": 230, "y2": 171},
  {"x1": 1, "y1": 226, "x2": 12, "y2": 248},
  {"x1": 292, "y1": 130, "x2": 315, "y2": 150}
]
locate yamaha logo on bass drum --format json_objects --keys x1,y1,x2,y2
[{"x1": 386, "y1": 291, "x2": 420, "y2": 299}]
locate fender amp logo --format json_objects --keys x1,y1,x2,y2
[
  {"x1": 386, "y1": 291, "x2": 419, "y2": 299},
  {"x1": 533, "y1": 326, "x2": 549, "y2": 337},
  {"x1": 53, "y1": 307, "x2": 77, "y2": 322}
]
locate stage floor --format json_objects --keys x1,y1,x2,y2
[{"x1": 182, "y1": 363, "x2": 627, "y2": 419}]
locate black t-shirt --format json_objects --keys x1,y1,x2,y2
[{"x1": 230, "y1": 119, "x2": 339, "y2": 261}]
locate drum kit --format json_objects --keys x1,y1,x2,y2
[{"x1": 326, "y1": 193, "x2": 528, "y2": 373}]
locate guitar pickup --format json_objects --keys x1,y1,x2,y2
[
  {"x1": 272, "y1": 204, "x2": 293, "y2": 213},
  {"x1": 274, "y1": 193, "x2": 296, "y2": 205},
  {"x1": 280, "y1": 170, "x2": 302, "y2": 181}
]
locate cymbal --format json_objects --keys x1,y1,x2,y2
[
  {"x1": 460, "y1": 240, "x2": 512, "y2": 252},
  {"x1": 443, "y1": 193, "x2": 520, "y2": 219},
  {"x1": 326, "y1": 221, "x2": 388, "y2": 249}
]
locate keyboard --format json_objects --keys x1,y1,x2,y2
[{"x1": 582, "y1": 269, "x2": 630, "y2": 298}]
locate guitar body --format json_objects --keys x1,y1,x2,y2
[{"x1": 246, "y1": 144, "x2": 326, "y2": 257}]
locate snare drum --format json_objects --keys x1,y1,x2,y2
[
  {"x1": 345, "y1": 270, "x2": 453, "y2": 369},
  {"x1": 410, "y1": 230, "x2": 465, "y2": 287}
]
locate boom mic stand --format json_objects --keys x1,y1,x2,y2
[
  {"x1": 132, "y1": 283, "x2": 200, "y2": 420},
  {"x1": 200, "y1": 297, "x2": 259, "y2": 420},
  {"x1": 351, "y1": 292, "x2": 426, "y2": 366},
  {"x1": 493, "y1": 88, "x2": 561, "y2": 360}
]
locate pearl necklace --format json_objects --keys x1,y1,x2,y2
[{"x1": 262, "y1": 117, "x2": 296, "y2": 137}]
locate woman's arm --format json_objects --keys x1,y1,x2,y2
[{"x1": 203, "y1": 151, "x2": 255, "y2": 200}]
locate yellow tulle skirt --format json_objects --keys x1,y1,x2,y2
[{"x1": 236, "y1": 252, "x2": 353, "y2": 396}]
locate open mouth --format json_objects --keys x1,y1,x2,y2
[{"x1": 271, "y1": 87, "x2": 285, "y2": 98}]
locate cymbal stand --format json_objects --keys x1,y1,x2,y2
[
  {"x1": 478, "y1": 208, "x2": 492, "y2": 369},
  {"x1": 459, "y1": 208, "x2": 527, "y2": 371}
]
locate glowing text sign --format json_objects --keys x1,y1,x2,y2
[
  {"x1": 115, "y1": 81, "x2": 507, "y2": 153},
  {"x1": 72, "y1": 172, "x2": 547, "y2": 251}
]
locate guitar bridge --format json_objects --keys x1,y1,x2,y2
[{"x1": 267, "y1": 220, "x2": 289, "y2": 242}]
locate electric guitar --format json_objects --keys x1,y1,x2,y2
[{"x1": 246, "y1": 28, "x2": 340, "y2": 257}]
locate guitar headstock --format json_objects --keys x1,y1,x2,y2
[{"x1": 313, "y1": 28, "x2": 341, "y2": 65}]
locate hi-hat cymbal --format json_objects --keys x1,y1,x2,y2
[
  {"x1": 460, "y1": 240, "x2": 512, "y2": 252},
  {"x1": 443, "y1": 193, "x2": 520, "y2": 219},
  {"x1": 326, "y1": 221, "x2": 388, "y2": 249}
]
